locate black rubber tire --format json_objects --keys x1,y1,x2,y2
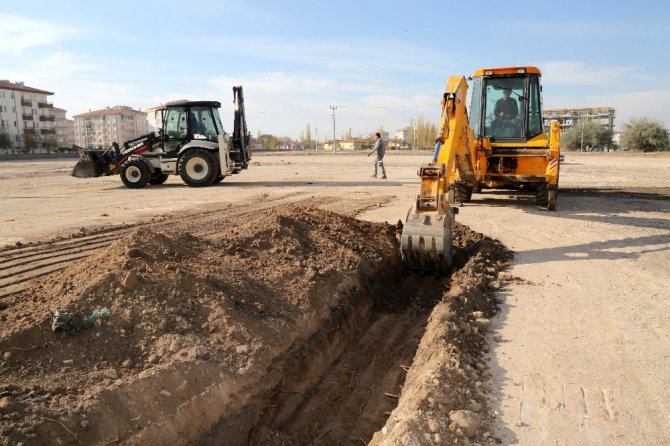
[
  {"x1": 212, "y1": 175, "x2": 224, "y2": 184},
  {"x1": 149, "y1": 173, "x2": 169, "y2": 185},
  {"x1": 547, "y1": 186, "x2": 558, "y2": 211},
  {"x1": 454, "y1": 182, "x2": 473, "y2": 203},
  {"x1": 178, "y1": 149, "x2": 217, "y2": 187},
  {"x1": 536, "y1": 181, "x2": 549, "y2": 207},
  {"x1": 120, "y1": 159, "x2": 151, "y2": 189}
]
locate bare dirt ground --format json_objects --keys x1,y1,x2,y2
[{"x1": 1, "y1": 151, "x2": 669, "y2": 445}]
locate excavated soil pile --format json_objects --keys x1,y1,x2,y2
[{"x1": 0, "y1": 205, "x2": 511, "y2": 446}]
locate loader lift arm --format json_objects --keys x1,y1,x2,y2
[{"x1": 400, "y1": 76, "x2": 478, "y2": 272}]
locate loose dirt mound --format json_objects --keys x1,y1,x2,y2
[{"x1": 0, "y1": 206, "x2": 511, "y2": 446}]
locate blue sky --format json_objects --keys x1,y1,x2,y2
[{"x1": 1, "y1": 0, "x2": 668, "y2": 139}]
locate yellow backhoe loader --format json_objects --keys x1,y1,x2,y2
[{"x1": 400, "y1": 66, "x2": 560, "y2": 272}]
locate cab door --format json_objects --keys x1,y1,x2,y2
[{"x1": 162, "y1": 106, "x2": 188, "y2": 154}]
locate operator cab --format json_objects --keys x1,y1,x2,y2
[
  {"x1": 469, "y1": 67, "x2": 544, "y2": 143},
  {"x1": 161, "y1": 101, "x2": 224, "y2": 153}
]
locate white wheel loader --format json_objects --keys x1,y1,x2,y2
[{"x1": 73, "y1": 86, "x2": 251, "y2": 188}]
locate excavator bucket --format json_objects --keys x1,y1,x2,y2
[
  {"x1": 400, "y1": 207, "x2": 455, "y2": 273},
  {"x1": 400, "y1": 163, "x2": 457, "y2": 273}
]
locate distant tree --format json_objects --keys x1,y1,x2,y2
[
  {"x1": 305, "y1": 123, "x2": 311, "y2": 147},
  {"x1": 561, "y1": 121, "x2": 613, "y2": 151},
  {"x1": 43, "y1": 136, "x2": 58, "y2": 153},
  {"x1": 620, "y1": 117, "x2": 669, "y2": 152},
  {"x1": 0, "y1": 129, "x2": 12, "y2": 151},
  {"x1": 259, "y1": 134, "x2": 279, "y2": 149},
  {"x1": 415, "y1": 116, "x2": 438, "y2": 149},
  {"x1": 23, "y1": 133, "x2": 40, "y2": 153}
]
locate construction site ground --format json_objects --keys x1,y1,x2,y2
[{"x1": 0, "y1": 151, "x2": 669, "y2": 445}]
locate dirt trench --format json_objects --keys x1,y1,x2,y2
[
  {"x1": 217, "y1": 272, "x2": 444, "y2": 446},
  {"x1": 0, "y1": 204, "x2": 510, "y2": 446}
]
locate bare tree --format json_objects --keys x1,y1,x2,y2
[
  {"x1": 415, "y1": 116, "x2": 438, "y2": 149},
  {"x1": 305, "y1": 123, "x2": 311, "y2": 147}
]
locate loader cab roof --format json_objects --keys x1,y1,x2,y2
[
  {"x1": 165, "y1": 100, "x2": 221, "y2": 109},
  {"x1": 472, "y1": 66, "x2": 541, "y2": 77}
]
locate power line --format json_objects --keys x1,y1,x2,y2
[{"x1": 254, "y1": 103, "x2": 436, "y2": 114}]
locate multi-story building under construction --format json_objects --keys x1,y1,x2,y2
[{"x1": 543, "y1": 107, "x2": 615, "y2": 133}]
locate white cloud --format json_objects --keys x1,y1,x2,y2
[
  {"x1": 198, "y1": 71, "x2": 441, "y2": 137},
  {"x1": 540, "y1": 61, "x2": 645, "y2": 86},
  {"x1": 193, "y1": 35, "x2": 460, "y2": 77},
  {"x1": 209, "y1": 72, "x2": 334, "y2": 96},
  {"x1": 0, "y1": 14, "x2": 83, "y2": 54},
  {"x1": 538, "y1": 60, "x2": 669, "y2": 129},
  {"x1": 546, "y1": 89, "x2": 670, "y2": 130}
]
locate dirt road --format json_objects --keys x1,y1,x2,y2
[{"x1": 1, "y1": 151, "x2": 669, "y2": 444}]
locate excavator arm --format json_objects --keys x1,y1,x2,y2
[
  {"x1": 400, "y1": 76, "x2": 478, "y2": 272},
  {"x1": 433, "y1": 76, "x2": 477, "y2": 184},
  {"x1": 231, "y1": 86, "x2": 251, "y2": 170}
]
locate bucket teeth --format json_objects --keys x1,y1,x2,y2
[{"x1": 400, "y1": 210, "x2": 454, "y2": 272}]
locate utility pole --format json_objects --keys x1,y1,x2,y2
[
  {"x1": 315, "y1": 128, "x2": 318, "y2": 151},
  {"x1": 330, "y1": 106, "x2": 337, "y2": 152},
  {"x1": 580, "y1": 114, "x2": 585, "y2": 152},
  {"x1": 413, "y1": 118, "x2": 417, "y2": 150}
]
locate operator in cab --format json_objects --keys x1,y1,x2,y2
[{"x1": 493, "y1": 88, "x2": 519, "y2": 129}]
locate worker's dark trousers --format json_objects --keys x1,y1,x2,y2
[{"x1": 373, "y1": 155, "x2": 386, "y2": 177}]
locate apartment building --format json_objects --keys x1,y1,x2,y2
[
  {"x1": 394, "y1": 128, "x2": 409, "y2": 144},
  {"x1": 73, "y1": 106, "x2": 148, "y2": 149},
  {"x1": 0, "y1": 80, "x2": 56, "y2": 151},
  {"x1": 53, "y1": 107, "x2": 75, "y2": 148},
  {"x1": 543, "y1": 107, "x2": 616, "y2": 133}
]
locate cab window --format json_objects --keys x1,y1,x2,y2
[
  {"x1": 469, "y1": 76, "x2": 483, "y2": 138},
  {"x1": 527, "y1": 75, "x2": 542, "y2": 137},
  {"x1": 164, "y1": 107, "x2": 188, "y2": 139},
  {"x1": 483, "y1": 77, "x2": 524, "y2": 139},
  {"x1": 189, "y1": 106, "x2": 218, "y2": 142}
]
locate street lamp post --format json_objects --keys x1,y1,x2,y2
[
  {"x1": 413, "y1": 118, "x2": 417, "y2": 150},
  {"x1": 330, "y1": 106, "x2": 337, "y2": 152}
]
